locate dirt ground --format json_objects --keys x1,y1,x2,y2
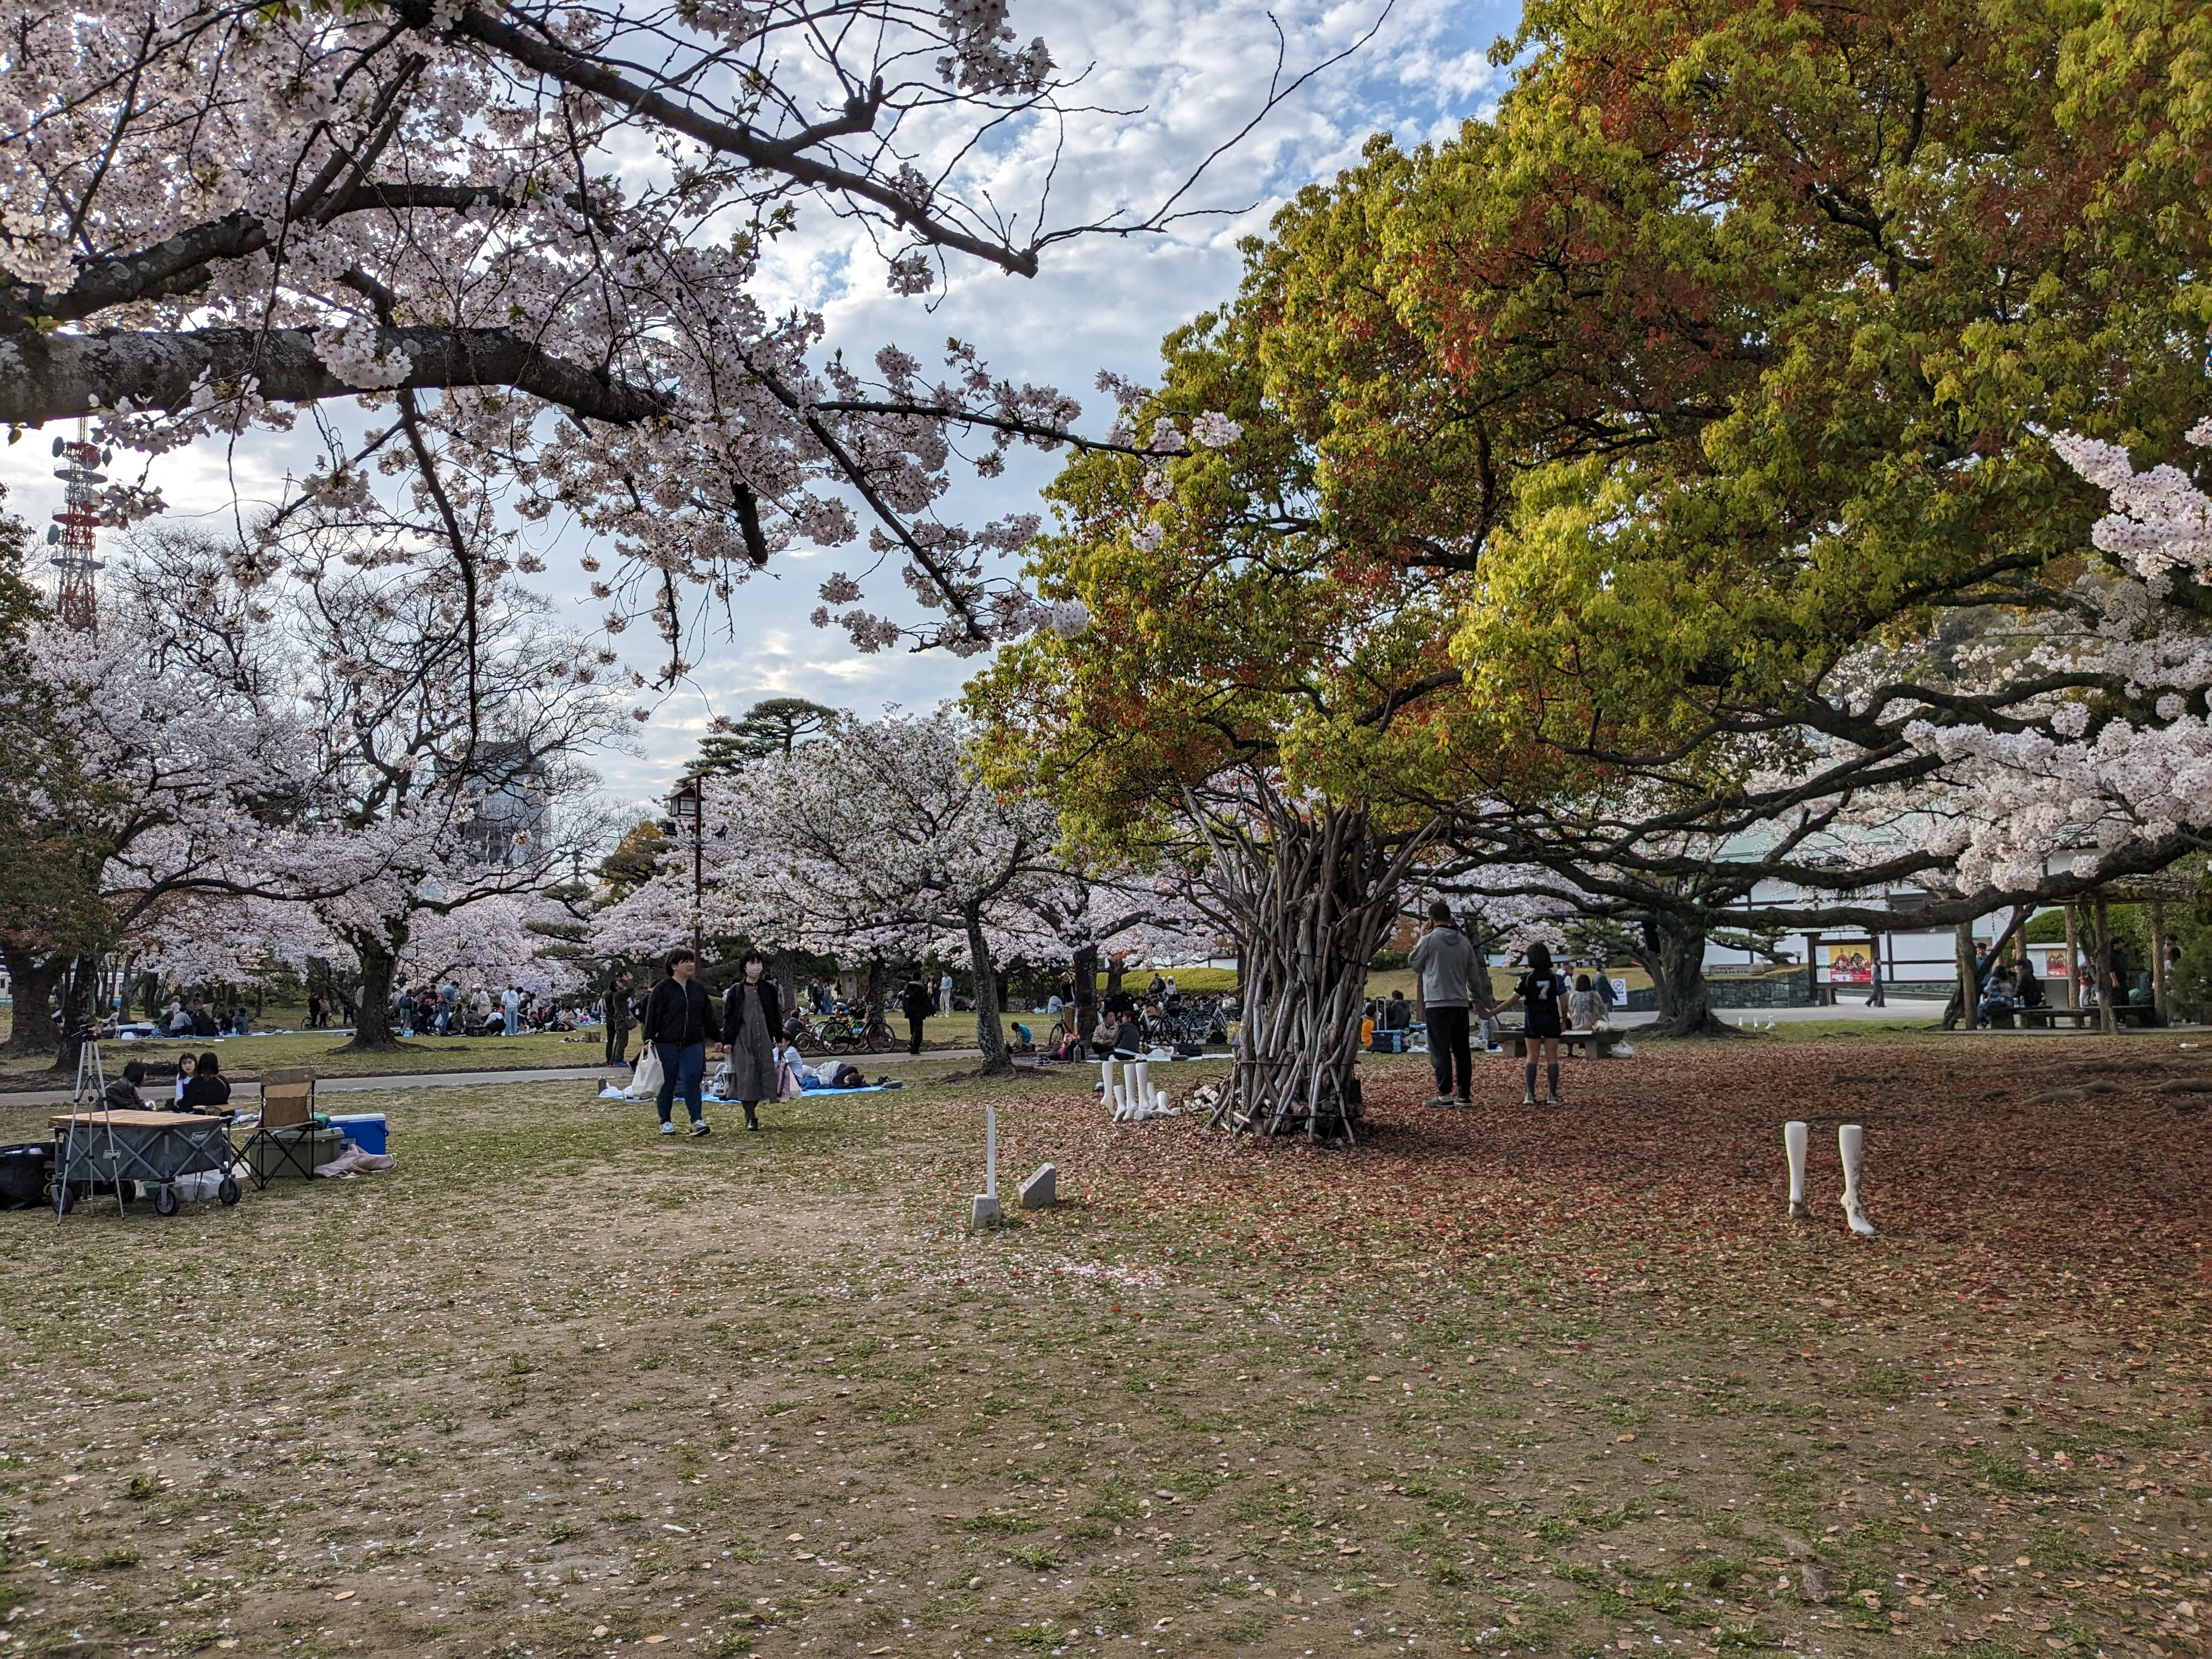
[{"x1": 0, "y1": 1035, "x2": 2205, "y2": 1659}]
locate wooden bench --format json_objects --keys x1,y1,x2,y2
[{"x1": 2018, "y1": 1006, "x2": 2156, "y2": 1028}]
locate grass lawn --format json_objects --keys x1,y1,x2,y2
[
  {"x1": 0, "y1": 1012, "x2": 1018, "y2": 1091},
  {"x1": 0, "y1": 1037, "x2": 2205, "y2": 1659}
]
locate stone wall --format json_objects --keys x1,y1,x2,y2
[{"x1": 1619, "y1": 968, "x2": 1817, "y2": 1012}]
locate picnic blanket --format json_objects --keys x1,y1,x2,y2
[{"x1": 601, "y1": 1082, "x2": 904, "y2": 1099}]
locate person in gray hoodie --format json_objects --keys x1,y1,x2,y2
[{"x1": 1409, "y1": 900, "x2": 1476, "y2": 1106}]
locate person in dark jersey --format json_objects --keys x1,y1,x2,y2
[{"x1": 1497, "y1": 941, "x2": 1571, "y2": 1106}]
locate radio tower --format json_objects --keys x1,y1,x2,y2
[{"x1": 47, "y1": 420, "x2": 107, "y2": 634}]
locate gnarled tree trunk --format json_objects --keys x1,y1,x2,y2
[
  {"x1": 1194, "y1": 796, "x2": 1436, "y2": 1142},
  {"x1": 1, "y1": 943, "x2": 60, "y2": 1059},
  {"x1": 1639, "y1": 913, "x2": 1734, "y2": 1039},
  {"x1": 340, "y1": 931, "x2": 411, "y2": 1052},
  {"x1": 964, "y1": 911, "x2": 1012, "y2": 1077},
  {"x1": 770, "y1": 947, "x2": 799, "y2": 1025}
]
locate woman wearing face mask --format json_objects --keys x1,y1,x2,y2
[{"x1": 720, "y1": 950, "x2": 784, "y2": 1133}]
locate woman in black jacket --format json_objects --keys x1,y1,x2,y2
[
  {"x1": 720, "y1": 952, "x2": 782, "y2": 1132},
  {"x1": 179, "y1": 1051, "x2": 233, "y2": 1114}
]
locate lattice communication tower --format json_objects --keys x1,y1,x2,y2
[{"x1": 45, "y1": 420, "x2": 108, "y2": 634}]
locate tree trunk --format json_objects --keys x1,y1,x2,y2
[
  {"x1": 2151, "y1": 901, "x2": 2170, "y2": 1026},
  {"x1": 2092, "y1": 894, "x2": 2118, "y2": 1035},
  {"x1": 1630, "y1": 919, "x2": 1671, "y2": 1020},
  {"x1": 603, "y1": 970, "x2": 635, "y2": 1064},
  {"x1": 862, "y1": 955, "x2": 892, "y2": 1047},
  {"x1": 1193, "y1": 800, "x2": 1432, "y2": 1141},
  {"x1": 964, "y1": 913, "x2": 1012, "y2": 1077},
  {"x1": 53, "y1": 955, "x2": 97, "y2": 1075},
  {"x1": 1, "y1": 944, "x2": 61, "y2": 1058},
  {"x1": 2063, "y1": 905, "x2": 2080, "y2": 1007},
  {"x1": 1944, "y1": 919, "x2": 1978, "y2": 1029},
  {"x1": 770, "y1": 947, "x2": 799, "y2": 1024},
  {"x1": 1645, "y1": 914, "x2": 1734, "y2": 1039},
  {"x1": 341, "y1": 934, "x2": 411, "y2": 1052},
  {"x1": 1105, "y1": 955, "x2": 1126, "y2": 1001},
  {"x1": 1072, "y1": 941, "x2": 1099, "y2": 1040}
]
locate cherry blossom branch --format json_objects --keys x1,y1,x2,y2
[{"x1": 0, "y1": 326, "x2": 672, "y2": 428}]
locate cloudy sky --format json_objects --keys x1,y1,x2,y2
[{"x1": 3, "y1": 0, "x2": 1515, "y2": 804}]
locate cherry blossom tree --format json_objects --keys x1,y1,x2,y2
[
  {"x1": 1, "y1": 0, "x2": 1356, "y2": 662},
  {"x1": 0, "y1": 582, "x2": 330, "y2": 1064},
  {"x1": 112, "y1": 516, "x2": 624, "y2": 1048},
  {"x1": 708, "y1": 707, "x2": 1060, "y2": 1073}
]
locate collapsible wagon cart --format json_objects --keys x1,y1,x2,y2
[{"x1": 49, "y1": 1109, "x2": 241, "y2": 1217}]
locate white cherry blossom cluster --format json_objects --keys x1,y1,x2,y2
[{"x1": 1897, "y1": 421, "x2": 2212, "y2": 887}]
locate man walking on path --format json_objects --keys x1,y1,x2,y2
[
  {"x1": 1410, "y1": 900, "x2": 1477, "y2": 1108},
  {"x1": 639, "y1": 948, "x2": 721, "y2": 1137},
  {"x1": 901, "y1": 979, "x2": 934, "y2": 1055}
]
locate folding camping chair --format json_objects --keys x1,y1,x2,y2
[{"x1": 240, "y1": 1065, "x2": 320, "y2": 1188}]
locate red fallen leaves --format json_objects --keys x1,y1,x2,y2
[{"x1": 923, "y1": 1040, "x2": 2212, "y2": 1342}]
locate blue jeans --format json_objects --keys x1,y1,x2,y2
[{"x1": 654, "y1": 1040, "x2": 706, "y2": 1124}]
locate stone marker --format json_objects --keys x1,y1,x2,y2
[
  {"x1": 1019, "y1": 1163, "x2": 1057, "y2": 1209},
  {"x1": 971, "y1": 1193, "x2": 1001, "y2": 1227}
]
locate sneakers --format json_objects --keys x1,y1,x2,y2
[
  {"x1": 658, "y1": 1121, "x2": 676, "y2": 1137},
  {"x1": 1454, "y1": 1094, "x2": 1471, "y2": 1108},
  {"x1": 1422, "y1": 1094, "x2": 1455, "y2": 1108},
  {"x1": 689, "y1": 1120, "x2": 712, "y2": 1138},
  {"x1": 1521, "y1": 1090, "x2": 1536, "y2": 1106},
  {"x1": 1545, "y1": 1093, "x2": 1563, "y2": 1107}
]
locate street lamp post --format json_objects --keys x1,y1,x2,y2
[{"x1": 679, "y1": 780, "x2": 705, "y2": 958}]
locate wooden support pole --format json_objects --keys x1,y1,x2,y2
[
  {"x1": 2151, "y1": 900, "x2": 2170, "y2": 1026},
  {"x1": 1950, "y1": 919, "x2": 1978, "y2": 1030},
  {"x1": 2092, "y1": 894, "x2": 2117, "y2": 1035},
  {"x1": 2063, "y1": 904, "x2": 2080, "y2": 1008}
]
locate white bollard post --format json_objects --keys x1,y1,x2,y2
[
  {"x1": 1838, "y1": 1123, "x2": 1875, "y2": 1236},
  {"x1": 971, "y1": 1105, "x2": 1002, "y2": 1226},
  {"x1": 1132, "y1": 1060, "x2": 1150, "y2": 1115},
  {"x1": 1100, "y1": 1057, "x2": 1118, "y2": 1103},
  {"x1": 1784, "y1": 1120, "x2": 1810, "y2": 1219}
]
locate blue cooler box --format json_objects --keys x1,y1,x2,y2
[{"x1": 328, "y1": 1114, "x2": 388, "y2": 1155}]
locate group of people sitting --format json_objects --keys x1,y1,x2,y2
[
  {"x1": 98, "y1": 1051, "x2": 235, "y2": 1116},
  {"x1": 1031, "y1": 991, "x2": 1231, "y2": 1064},
  {"x1": 165, "y1": 1001, "x2": 252, "y2": 1037}
]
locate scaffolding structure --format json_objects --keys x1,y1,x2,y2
[{"x1": 46, "y1": 419, "x2": 106, "y2": 633}]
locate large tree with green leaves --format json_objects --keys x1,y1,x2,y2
[{"x1": 981, "y1": 0, "x2": 2212, "y2": 1082}]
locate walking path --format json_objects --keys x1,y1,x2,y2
[{"x1": 0, "y1": 1051, "x2": 990, "y2": 1109}]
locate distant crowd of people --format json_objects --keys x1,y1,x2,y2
[
  {"x1": 163, "y1": 1000, "x2": 253, "y2": 1037},
  {"x1": 390, "y1": 981, "x2": 594, "y2": 1037}
]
